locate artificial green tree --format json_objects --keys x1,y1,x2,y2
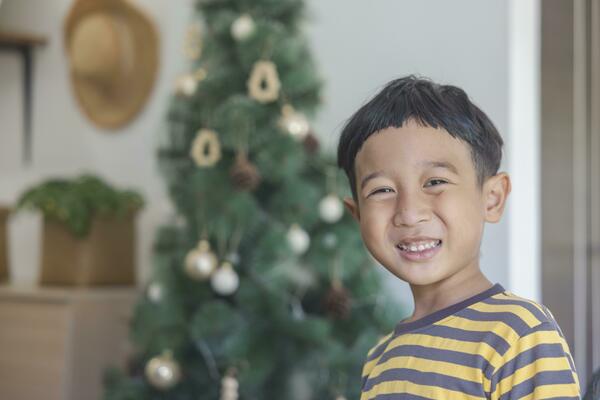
[{"x1": 104, "y1": 0, "x2": 400, "y2": 399}]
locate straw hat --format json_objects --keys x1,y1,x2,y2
[{"x1": 64, "y1": 0, "x2": 159, "y2": 129}]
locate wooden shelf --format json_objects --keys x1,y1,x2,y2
[{"x1": 0, "y1": 31, "x2": 47, "y2": 47}]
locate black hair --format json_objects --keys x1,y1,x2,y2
[{"x1": 337, "y1": 75, "x2": 504, "y2": 200}]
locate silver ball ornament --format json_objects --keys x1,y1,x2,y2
[
  {"x1": 211, "y1": 262, "x2": 240, "y2": 295},
  {"x1": 147, "y1": 282, "x2": 163, "y2": 303}
]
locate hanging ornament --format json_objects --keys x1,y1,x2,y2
[
  {"x1": 278, "y1": 104, "x2": 310, "y2": 140},
  {"x1": 286, "y1": 224, "x2": 310, "y2": 255},
  {"x1": 184, "y1": 22, "x2": 203, "y2": 60},
  {"x1": 230, "y1": 14, "x2": 255, "y2": 41},
  {"x1": 191, "y1": 129, "x2": 222, "y2": 167},
  {"x1": 220, "y1": 368, "x2": 239, "y2": 400},
  {"x1": 303, "y1": 132, "x2": 320, "y2": 154},
  {"x1": 175, "y1": 73, "x2": 198, "y2": 96},
  {"x1": 247, "y1": 60, "x2": 281, "y2": 103},
  {"x1": 319, "y1": 194, "x2": 344, "y2": 223},
  {"x1": 185, "y1": 240, "x2": 218, "y2": 280},
  {"x1": 323, "y1": 281, "x2": 352, "y2": 319},
  {"x1": 211, "y1": 262, "x2": 240, "y2": 295},
  {"x1": 335, "y1": 396, "x2": 348, "y2": 400},
  {"x1": 147, "y1": 282, "x2": 164, "y2": 303},
  {"x1": 322, "y1": 232, "x2": 338, "y2": 249},
  {"x1": 230, "y1": 151, "x2": 261, "y2": 191},
  {"x1": 145, "y1": 351, "x2": 182, "y2": 390}
]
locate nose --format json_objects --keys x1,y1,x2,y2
[{"x1": 392, "y1": 190, "x2": 430, "y2": 227}]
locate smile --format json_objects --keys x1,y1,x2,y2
[{"x1": 396, "y1": 239, "x2": 442, "y2": 261}]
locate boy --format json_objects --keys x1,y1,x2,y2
[{"x1": 337, "y1": 76, "x2": 580, "y2": 399}]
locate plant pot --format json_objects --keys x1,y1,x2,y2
[
  {"x1": 40, "y1": 212, "x2": 137, "y2": 286},
  {"x1": 0, "y1": 207, "x2": 10, "y2": 282}
]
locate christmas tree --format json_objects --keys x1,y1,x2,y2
[{"x1": 104, "y1": 0, "x2": 400, "y2": 398}]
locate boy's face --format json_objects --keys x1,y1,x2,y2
[{"x1": 344, "y1": 120, "x2": 510, "y2": 287}]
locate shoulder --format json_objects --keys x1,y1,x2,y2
[{"x1": 462, "y1": 289, "x2": 559, "y2": 338}]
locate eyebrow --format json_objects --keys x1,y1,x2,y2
[{"x1": 359, "y1": 160, "x2": 459, "y2": 190}]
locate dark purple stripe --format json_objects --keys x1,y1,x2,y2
[
  {"x1": 367, "y1": 334, "x2": 397, "y2": 362},
  {"x1": 498, "y1": 370, "x2": 576, "y2": 400},
  {"x1": 370, "y1": 393, "x2": 435, "y2": 400},
  {"x1": 394, "y1": 283, "x2": 505, "y2": 335},
  {"x1": 491, "y1": 342, "x2": 569, "y2": 384},
  {"x1": 481, "y1": 296, "x2": 548, "y2": 324},
  {"x1": 458, "y1": 308, "x2": 531, "y2": 337},
  {"x1": 362, "y1": 367, "x2": 485, "y2": 396},
  {"x1": 377, "y1": 344, "x2": 494, "y2": 380},
  {"x1": 420, "y1": 324, "x2": 511, "y2": 355}
]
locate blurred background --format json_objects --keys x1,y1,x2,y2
[{"x1": 0, "y1": 0, "x2": 598, "y2": 399}]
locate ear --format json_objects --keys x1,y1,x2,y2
[
  {"x1": 343, "y1": 197, "x2": 360, "y2": 221},
  {"x1": 483, "y1": 172, "x2": 511, "y2": 223}
]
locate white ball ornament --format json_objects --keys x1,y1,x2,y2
[
  {"x1": 211, "y1": 262, "x2": 240, "y2": 295},
  {"x1": 145, "y1": 351, "x2": 181, "y2": 390},
  {"x1": 147, "y1": 282, "x2": 164, "y2": 303},
  {"x1": 185, "y1": 240, "x2": 218, "y2": 280},
  {"x1": 319, "y1": 194, "x2": 344, "y2": 223},
  {"x1": 287, "y1": 224, "x2": 310, "y2": 255},
  {"x1": 231, "y1": 14, "x2": 255, "y2": 41}
]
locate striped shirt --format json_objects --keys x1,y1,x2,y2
[{"x1": 360, "y1": 283, "x2": 580, "y2": 399}]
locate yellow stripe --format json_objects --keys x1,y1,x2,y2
[
  {"x1": 497, "y1": 329, "x2": 562, "y2": 368},
  {"x1": 498, "y1": 292, "x2": 549, "y2": 320},
  {"x1": 517, "y1": 383, "x2": 580, "y2": 400},
  {"x1": 468, "y1": 302, "x2": 541, "y2": 328},
  {"x1": 367, "y1": 355, "x2": 482, "y2": 383},
  {"x1": 367, "y1": 332, "x2": 394, "y2": 358},
  {"x1": 361, "y1": 379, "x2": 484, "y2": 400},
  {"x1": 493, "y1": 358, "x2": 574, "y2": 398},
  {"x1": 437, "y1": 315, "x2": 520, "y2": 344}
]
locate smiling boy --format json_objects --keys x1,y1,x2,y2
[{"x1": 337, "y1": 76, "x2": 580, "y2": 399}]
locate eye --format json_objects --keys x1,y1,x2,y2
[
  {"x1": 368, "y1": 187, "x2": 394, "y2": 196},
  {"x1": 425, "y1": 179, "x2": 448, "y2": 187}
]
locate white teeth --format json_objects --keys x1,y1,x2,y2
[{"x1": 398, "y1": 240, "x2": 440, "y2": 252}]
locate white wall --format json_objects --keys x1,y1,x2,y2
[
  {"x1": 306, "y1": 0, "x2": 511, "y2": 307},
  {"x1": 0, "y1": 1, "x2": 520, "y2": 309}
]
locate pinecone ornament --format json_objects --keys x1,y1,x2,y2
[
  {"x1": 303, "y1": 132, "x2": 320, "y2": 154},
  {"x1": 230, "y1": 152, "x2": 261, "y2": 191},
  {"x1": 323, "y1": 283, "x2": 352, "y2": 319}
]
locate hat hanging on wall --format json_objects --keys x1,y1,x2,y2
[{"x1": 64, "y1": 0, "x2": 159, "y2": 129}]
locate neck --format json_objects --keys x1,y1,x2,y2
[{"x1": 406, "y1": 266, "x2": 493, "y2": 323}]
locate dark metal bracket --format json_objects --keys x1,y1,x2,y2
[{"x1": 0, "y1": 32, "x2": 47, "y2": 165}]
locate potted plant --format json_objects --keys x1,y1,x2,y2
[{"x1": 16, "y1": 174, "x2": 144, "y2": 286}]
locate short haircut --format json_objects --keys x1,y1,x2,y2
[{"x1": 337, "y1": 75, "x2": 504, "y2": 200}]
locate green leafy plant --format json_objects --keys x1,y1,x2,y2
[{"x1": 16, "y1": 174, "x2": 145, "y2": 238}]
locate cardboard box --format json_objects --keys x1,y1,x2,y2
[
  {"x1": 40, "y1": 213, "x2": 136, "y2": 286},
  {"x1": 0, "y1": 207, "x2": 10, "y2": 282}
]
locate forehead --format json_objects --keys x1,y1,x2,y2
[{"x1": 355, "y1": 121, "x2": 473, "y2": 177}]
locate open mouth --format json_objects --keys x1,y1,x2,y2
[
  {"x1": 396, "y1": 239, "x2": 442, "y2": 260},
  {"x1": 397, "y1": 239, "x2": 442, "y2": 252}
]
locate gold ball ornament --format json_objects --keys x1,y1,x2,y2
[
  {"x1": 175, "y1": 73, "x2": 198, "y2": 97},
  {"x1": 247, "y1": 60, "x2": 281, "y2": 103},
  {"x1": 335, "y1": 396, "x2": 347, "y2": 400},
  {"x1": 185, "y1": 240, "x2": 218, "y2": 280},
  {"x1": 191, "y1": 129, "x2": 222, "y2": 167},
  {"x1": 319, "y1": 194, "x2": 344, "y2": 223},
  {"x1": 231, "y1": 14, "x2": 255, "y2": 41},
  {"x1": 144, "y1": 351, "x2": 181, "y2": 390},
  {"x1": 230, "y1": 152, "x2": 261, "y2": 191},
  {"x1": 184, "y1": 22, "x2": 203, "y2": 60},
  {"x1": 286, "y1": 224, "x2": 310, "y2": 255},
  {"x1": 278, "y1": 104, "x2": 310, "y2": 140},
  {"x1": 211, "y1": 262, "x2": 240, "y2": 296}
]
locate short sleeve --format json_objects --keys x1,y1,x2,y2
[{"x1": 488, "y1": 321, "x2": 580, "y2": 399}]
